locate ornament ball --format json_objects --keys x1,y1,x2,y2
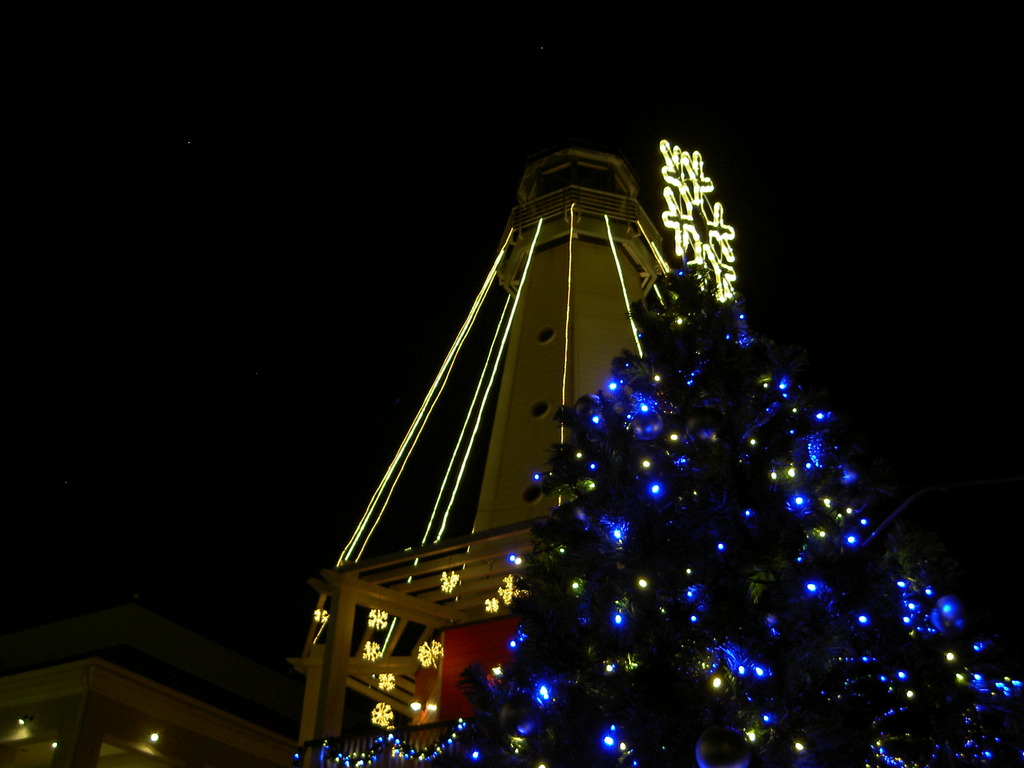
[
  {"x1": 930, "y1": 595, "x2": 965, "y2": 634},
  {"x1": 632, "y1": 409, "x2": 664, "y2": 440},
  {"x1": 574, "y1": 393, "x2": 601, "y2": 420},
  {"x1": 695, "y1": 726, "x2": 751, "y2": 768},
  {"x1": 686, "y1": 407, "x2": 721, "y2": 443},
  {"x1": 498, "y1": 693, "x2": 540, "y2": 737},
  {"x1": 550, "y1": 504, "x2": 587, "y2": 524}
]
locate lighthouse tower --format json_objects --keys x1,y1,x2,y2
[
  {"x1": 474, "y1": 145, "x2": 666, "y2": 532},
  {"x1": 294, "y1": 145, "x2": 666, "y2": 759}
]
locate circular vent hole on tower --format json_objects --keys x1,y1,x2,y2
[
  {"x1": 522, "y1": 483, "x2": 544, "y2": 504},
  {"x1": 536, "y1": 326, "x2": 556, "y2": 344},
  {"x1": 530, "y1": 400, "x2": 551, "y2": 419}
]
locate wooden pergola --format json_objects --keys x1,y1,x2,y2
[{"x1": 291, "y1": 519, "x2": 538, "y2": 745}]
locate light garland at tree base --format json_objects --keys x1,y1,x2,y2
[{"x1": 293, "y1": 719, "x2": 473, "y2": 767}]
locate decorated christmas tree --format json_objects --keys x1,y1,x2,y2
[{"x1": 444, "y1": 146, "x2": 1022, "y2": 767}]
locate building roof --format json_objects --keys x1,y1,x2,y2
[{"x1": 0, "y1": 603, "x2": 302, "y2": 736}]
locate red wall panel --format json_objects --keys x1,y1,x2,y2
[{"x1": 439, "y1": 616, "x2": 519, "y2": 720}]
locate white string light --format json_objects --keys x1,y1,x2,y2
[
  {"x1": 605, "y1": 213, "x2": 644, "y2": 358},
  {"x1": 339, "y1": 232, "x2": 511, "y2": 564}
]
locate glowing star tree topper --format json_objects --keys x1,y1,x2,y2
[{"x1": 660, "y1": 139, "x2": 738, "y2": 301}]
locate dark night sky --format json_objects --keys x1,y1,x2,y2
[{"x1": 5, "y1": 19, "x2": 1021, "y2": 676}]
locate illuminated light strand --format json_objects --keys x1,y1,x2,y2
[
  {"x1": 341, "y1": 166, "x2": 671, "y2": 561},
  {"x1": 296, "y1": 720, "x2": 471, "y2": 767},
  {"x1": 340, "y1": 230, "x2": 513, "y2": 564},
  {"x1": 634, "y1": 216, "x2": 672, "y2": 275},
  {"x1": 561, "y1": 205, "x2": 575, "y2": 446},
  {"x1": 353, "y1": 335, "x2": 466, "y2": 561},
  {"x1": 605, "y1": 213, "x2": 644, "y2": 358},
  {"x1": 650, "y1": 280, "x2": 666, "y2": 306},
  {"x1": 380, "y1": 613, "x2": 399, "y2": 655},
  {"x1": 312, "y1": 602, "x2": 328, "y2": 645},
  {"x1": 420, "y1": 292, "x2": 514, "y2": 546},
  {"x1": 466, "y1": 219, "x2": 545, "y2": 531}
]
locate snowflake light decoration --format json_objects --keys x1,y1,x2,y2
[
  {"x1": 440, "y1": 570, "x2": 460, "y2": 593},
  {"x1": 659, "y1": 139, "x2": 738, "y2": 302},
  {"x1": 377, "y1": 673, "x2": 396, "y2": 691},
  {"x1": 362, "y1": 641, "x2": 383, "y2": 662},
  {"x1": 313, "y1": 608, "x2": 329, "y2": 624},
  {"x1": 418, "y1": 639, "x2": 444, "y2": 668},
  {"x1": 367, "y1": 608, "x2": 389, "y2": 630},
  {"x1": 485, "y1": 597, "x2": 500, "y2": 613},
  {"x1": 371, "y1": 702, "x2": 394, "y2": 728},
  {"x1": 498, "y1": 574, "x2": 526, "y2": 605}
]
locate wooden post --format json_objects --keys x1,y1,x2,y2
[{"x1": 314, "y1": 576, "x2": 358, "y2": 738}]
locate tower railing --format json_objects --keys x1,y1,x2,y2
[{"x1": 508, "y1": 186, "x2": 659, "y2": 240}]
